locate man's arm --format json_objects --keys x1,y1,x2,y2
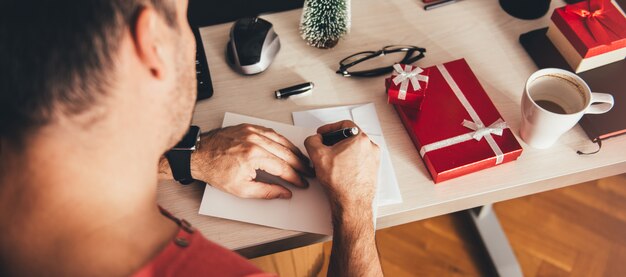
[
  {"x1": 328, "y1": 200, "x2": 382, "y2": 276},
  {"x1": 159, "y1": 124, "x2": 314, "y2": 199},
  {"x1": 305, "y1": 120, "x2": 384, "y2": 277}
]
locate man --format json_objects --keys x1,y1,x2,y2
[{"x1": 0, "y1": 0, "x2": 383, "y2": 276}]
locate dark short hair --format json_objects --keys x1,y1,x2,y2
[{"x1": 0, "y1": 0, "x2": 177, "y2": 143}]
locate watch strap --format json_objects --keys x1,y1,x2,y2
[{"x1": 165, "y1": 150, "x2": 195, "y2": 185}]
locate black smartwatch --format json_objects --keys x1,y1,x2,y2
[{"x1": 165, "y1": 126, "x2": 201, "y2": 185}]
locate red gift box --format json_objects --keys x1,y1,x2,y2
[
  {"x1": 386, "y1": 64, "x2": 429, "y2": 109},
  {"x1": 551, "y1": 0, "x2": 626, "y2": 58},
  {"x1": 394, "y1": 59, "x2": 523, "y2": 183}
]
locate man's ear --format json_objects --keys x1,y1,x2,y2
[{"x1": 132, "y1": 8, "x2": 166, "y2": 79}]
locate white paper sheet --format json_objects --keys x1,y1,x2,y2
[
  {"x1": 198, "y1": 113, "x2": 333, "y2": 235},
  {"x1": 292, "y1": 103, "x2": 403, "y2": 206}
]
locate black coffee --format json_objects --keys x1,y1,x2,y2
[
  {"x1": 529, "y1": 74, "x2": 586, "y2": 114},
  {"x1": 535, "y1": 100, "x2": 567, "y2": 114}
]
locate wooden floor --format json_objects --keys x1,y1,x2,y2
[{"x1": 250, "y1": 174, "x2": 626, "y2": 276}]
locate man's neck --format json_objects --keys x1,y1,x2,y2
[{"x1": 0, "y1": 126, "x2": 178, "y2": 276}]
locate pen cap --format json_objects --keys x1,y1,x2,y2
[
  {"x1": 346, "y1": 127, "x2": 359, "y2": 136},
  {"x1": 275, "y1": 82, "x2": 314, "y2": 99}
]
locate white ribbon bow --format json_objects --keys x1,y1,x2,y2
[
  {"x1": 462, "y1": 119, "x2": 508, "y2": 141},
  {"x1": 419, "y1": 118, "x2": 509, "y2": 164},
  {"x1": 391, "y1": 64, "x2": 429, "y2": 100}
]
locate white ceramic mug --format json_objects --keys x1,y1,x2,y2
[{"x1": 520, "y1": 68, "x2": 614, "y2": 149}]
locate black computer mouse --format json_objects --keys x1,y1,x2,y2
[{"x1": 226, "y1": 17, "x2": 281, "y2": 75}]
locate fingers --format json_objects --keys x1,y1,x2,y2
[
  {"x1": 253, "y1": 157, "x2": 309, "y2": 189},
  {"x1": 245, "y1": 132, "x2": 314, "y2": 177},
  {"x1": 239, "y1": 124, "x2": 314, "y2": 176},
  {"x1": 255, "y1": 126, "x2": 310, "y2": 162},
  {"x1": 237, "y1": 181, "x2": 293, "y2": 199},
  {"x1": 316, "y1": 120, "x2": 358, "y2": 135},
  {"x1": 304, "y1": 123, "x2": 369, "y2": 158},
  {"x1": 304, "y1": 134, "x2": 324, "y2": 148},
  {"x1": 304, "y1": 134, "x2": 325, "y2": 159}
]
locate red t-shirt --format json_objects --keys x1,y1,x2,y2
[{"x1": 133, "y1": 209, "x2": 275, "y2": 277}]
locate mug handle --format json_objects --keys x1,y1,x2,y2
[{"x1": 585, "y1": 93, "x2": 614, "y2": 114}]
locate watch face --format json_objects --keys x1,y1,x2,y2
[{"x1": 174, "y1": 126, "x2": 201, "y2": 150}]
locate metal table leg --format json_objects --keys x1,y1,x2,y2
[{"x1": 468, "y1": 204, "x2": 523, "y2": 277}]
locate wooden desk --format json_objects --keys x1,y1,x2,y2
[{"x1": 157, "y1": 0, "x2": 626, "y2": 258}]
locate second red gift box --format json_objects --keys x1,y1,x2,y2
[{"x1": 386, "y1": 64, "x2": 429, "y2": 109}]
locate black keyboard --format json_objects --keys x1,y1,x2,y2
[{"x1": 193, "y1": 28, "x2": 213, "y2": 101}]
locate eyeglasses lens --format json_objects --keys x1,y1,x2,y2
[
  {"x1": 382, "y1": 45, "x2": 416, "y2": 52},
  {"x1": 341, "y1": 52, "x2": 373, "y2": 65},
  {"x1": 349, "y1": 51, "x2": 411, "y2": 72}
]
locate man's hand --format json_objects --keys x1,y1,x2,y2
[
  {"x1": 161, "y1": 124, "x2": 314, "y2": 199},
  {"x1": 304, "y1": 120, "x2": 383, "y2": 277},
  {"x1": 304, "y1": 120, "x2": 380, "y2": 212},
  {"x1": 196, "y1": 124, "x2": 315, "y2": 199}
]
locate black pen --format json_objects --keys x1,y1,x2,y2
[{"x1": 322, "y1": 127, "x2": 359, "y2": 146}]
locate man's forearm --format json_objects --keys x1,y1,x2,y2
[
  {"x1": 157, "y1": 156, "x2": 173, "y2": 180},
  {"x1": 156, "y1": 153, "x2": 209, "y2": 181},
  {"x1": 328, "y1": 202, "x2": 383, "y2": 277}
]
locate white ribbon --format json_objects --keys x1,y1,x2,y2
[
  {"x1": 418, "y1": 64, "x2": 509, "y2": 164},
  {"x1": 462, "y1": 119, "x2": 508, "y2": 141},
  {"x1": 419, "y1": 119, "x2": 509, "y2": 163},
  {"x1": 392, "y1": 64, "x2": 429, "y2": 100}
]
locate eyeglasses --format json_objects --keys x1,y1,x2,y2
[{"x1": 336, "y1": 45, "x2": 426, "y2": 77}]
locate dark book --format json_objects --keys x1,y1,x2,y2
[{"x1": 519, "y1": 28, "x2": 626, "y2": 144}]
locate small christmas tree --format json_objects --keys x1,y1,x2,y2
[{"x1": 299, "y1": 0, "x2": 351, "y2": 49}]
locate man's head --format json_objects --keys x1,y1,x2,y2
[{"x1": 0, "y1": 0, "x2": 196, "y2": 151}]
